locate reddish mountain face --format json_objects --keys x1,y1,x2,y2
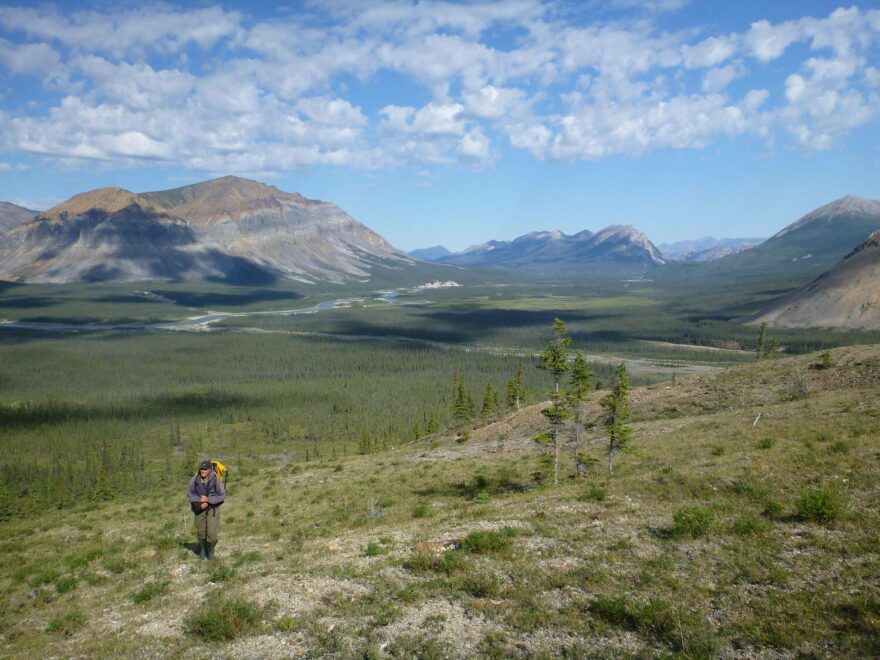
[{"x1": 0, "y1": 177, "x2": 409, "y2": 284}]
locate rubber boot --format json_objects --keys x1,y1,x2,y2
[
  {"x1": 205, "y1": 542, "x2": 215, "y2": 560},
  {"x1": 198, "y1": 540, "x2": 207, "y2": 560}
]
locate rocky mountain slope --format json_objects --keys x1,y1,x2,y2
[
  {"x1": 699, "y1": 194, "x2": 880, "y2": 282},
  {"x1": 0, "y1": 177, "x2": 410, "y2": 284},
  {"x1": 435, "y1": 225, "x2": 665, "y2": 275},
  {"x1": 143, "y1": 176, "x2": 408, "y2": 284},
  {"x1": 0, "y1": 200, "x2": 37, "y2": 233},
  {"x1": 0, "y1": 189, "x2": 230, "y2": 283},
  {"x1": 749, "y1": 229, "x2": 880, "y2": 329}
]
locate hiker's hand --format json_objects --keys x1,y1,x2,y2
[
  {"x1": 200, "y1": 495, "x2": 207, "y2": 503},
  {"x1": 201, "y1": 502, "x2": 208, "y2": 510}
]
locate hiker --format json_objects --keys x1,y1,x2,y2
[{"x1": 187, "y1": 459, "x2": 226, "y2": 560}]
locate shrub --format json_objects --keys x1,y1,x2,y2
[
  {"x1": 65, "y1": 546, "x2": 104, "y2": 570},
  {"x1": 580, "y1": 485, "x2": 607, "y2": 502},
  {"x1": 434, "y1": 550, "x2": 468, "y2": 575},
  {"x1": 762, "y1": 499, "x2": 784, "y2": 519},
  {"x1": 590, "y1": 594, "x2": 636, "y2": 627},
  {"x1": 363, "y1": 542, "x2": 381, "y2": 557},
  {"x1": 828, "y1": 440, "x2": 851, "y2": 454},
  {"x1": 730, "y1": 515, "x2": 771, "y2": 536},
  {"x1": 54, "y1": 576, "x2": 77, "y2": 594},
  {"x1": 796, "y1": 487, "x2": 848, "y2": 524},
  {"x1": 709, "y1": 445, "x2": 725, "y2": 457},
  {"x1": 756, "y1": 437, "x2": 774, "y2": 450},
  {"x1": 460, "y1": 527, "x2": 516, "y2": 555},
  {"x1": 132, "y1": 580, "x2": 169, "y2": 604},
  {"x1": 672, "y1": 506, "x2": 714, "y2": 538},
  {"x1": 411, "y1": 503, "x2": 429, "y2": 518},
  {"x1": 456, "y1": 572, "x2": 501, "y2": 598},
  {"x1": 207, "y1": 561, "x2": 237, "y2": 583},
  {"x1": 29, "y1": 567, "x2": 60, "y2": 587},
  {"x1": 404, "y1": 551, "x2": 438, "y2": 573},
  {"x1": 185, "y1": 594, "x2": 263, "y2": 641},
  {"x1": 276, "y1": 615, "x2": 298, "y2": 632},
  {"x1": 589, "y1": 596, "x2": 717, "y2": 654},
  {"x1": 102, "y1": 555, "x2": 132, "y2": 575},
  {"x1": 45, "y1": 609, "x2": 86, "y2": 636}
]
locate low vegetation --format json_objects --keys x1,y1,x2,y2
[{"x1": 0, "y1": 340, "x2": 877, "y2": 656}]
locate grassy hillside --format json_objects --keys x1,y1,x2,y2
[{"x1": 1, "y1": 345, "x2": 878, "y2": 657}]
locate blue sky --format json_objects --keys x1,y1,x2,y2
[{"x1": 1, "y1": 1, "x2": 879, "y2": 251}]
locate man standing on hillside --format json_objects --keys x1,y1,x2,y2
[{"x1": 187, "y1": 459, "x2": 225, "y2": 560}]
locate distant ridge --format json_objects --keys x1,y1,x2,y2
[
  {"x1": 408, "y1": 245, "x2": 453, "y2": 261},
  {"x1": 659, "y1": 237, "x2": 764, "y2": 262},
  {"x1": 436, "y1": 225, "x2": 664, "y2": 275},
  {"x1": 0, "y1": 201, "x2": 38, "y2": 233}
]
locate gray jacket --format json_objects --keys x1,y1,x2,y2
[{"x1": 188, "y1": 473, "x2": 225, "y2": 513}]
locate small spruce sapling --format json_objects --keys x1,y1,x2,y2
[
  {"x1": 506, "y1": 362, "x2": 526, "y2": 410},
  {"x1": 481, "y1": 382, "x2": 497, "y2": 417},
  {"x1": 601, "y1": 363, "x2": 632, "y2": 475},
  {"x1": 567, "y1": 350, "x2": 594, "y2": 477},
  {"x1": 539, "y1": 318, "x2": 572, "y2": 486},
  {"x1": 452, "y1": 373, "x2": 474, "y2": 422},
  {"x1": 756, "y1": 322, "x2": 767, "y2": 359}
]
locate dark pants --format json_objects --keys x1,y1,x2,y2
[{"x1": 194, "y1": 506, "x2": 220, "y2": 543}]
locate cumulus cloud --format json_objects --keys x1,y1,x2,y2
[
  {"x1": 0, "y1": 2, "x2": 878, "y2": 172},
  {"x1": 0, "y1": 5, "x2": 241, "y2": 57}
]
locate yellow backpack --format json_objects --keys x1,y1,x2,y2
[{"x1": 209, "y1": 460, "x2": 228, "y2": 485}]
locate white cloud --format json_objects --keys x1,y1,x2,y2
[
  {"x1": 462, "y1": 85, "x2": 530, "y2": 120},
  {"x1": 1, "y1": 2, "x2": 879, "y2": 172},
  {"x1": 0, "y1": 5, "x2": 241, "y2": 57},
  {"x1": 702, "y1": 63, "x2": 745, "y2": 93},
  {"x1": 507, "y1": 123, "x2": 551, "y2": 155},
  {"x1": 547, "y1": 91, "x2": 756, "y2": 160},
  {"x1": 610, "y1": 0, "x2": 690, "y2": 13},
  {"x1": 0, "y1": 38, "x2": 60, "y2": 76},
  {"x1": 681, "y1": 35, "x2": 738, "y2": 69},
  {"x1": 744, "y1": 19, "x2": 801, "y2": 62},
  {"x1": 459, "y1": 127, "x2": 491, "y2": 162}
]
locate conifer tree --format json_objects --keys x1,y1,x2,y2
[
  {"x1": 426, "y1": 410, "x2": 440, "y2": 434},
  {"x1": 506, "y1": 362, "x2": 526, "y2": 410},
  {"x1": 481, "y1": 382, "x2": 497, "y2": 417},
  {"x1": 539, "y1": 318, "x2": 572, "y2": 485},
  {"x1": 756, "y1": 322, "x2": 767, "y2": 359},
  {"x1": 567, "y1": 350, "x2": 594, "y2": 476},
  {"x1": 453, "y1": 374, "x2": 474, "y2": 421},
  {"x1": 601, "y1": 363, "x2": 632, "y2": 475},
  {"x1": 506, "y1": 377, "x2": 517, "y2": 409}
]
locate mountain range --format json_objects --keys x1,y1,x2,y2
[
  {"x1": 0, "y1": 177, "x2": 409, "y2": 284},
  {"x1": 658, "y1": 237, "x2": 765, "y2": 262},
  {"x1": 2, "y1": 179, "x2": 880, "y2": 317},
  {"x1": 412, "y1": 225, "x2": 666, "y2": 276}
]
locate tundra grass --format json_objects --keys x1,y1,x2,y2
[{"x1": 0, "y1": 344, "x2": 877, "y2": 657}]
